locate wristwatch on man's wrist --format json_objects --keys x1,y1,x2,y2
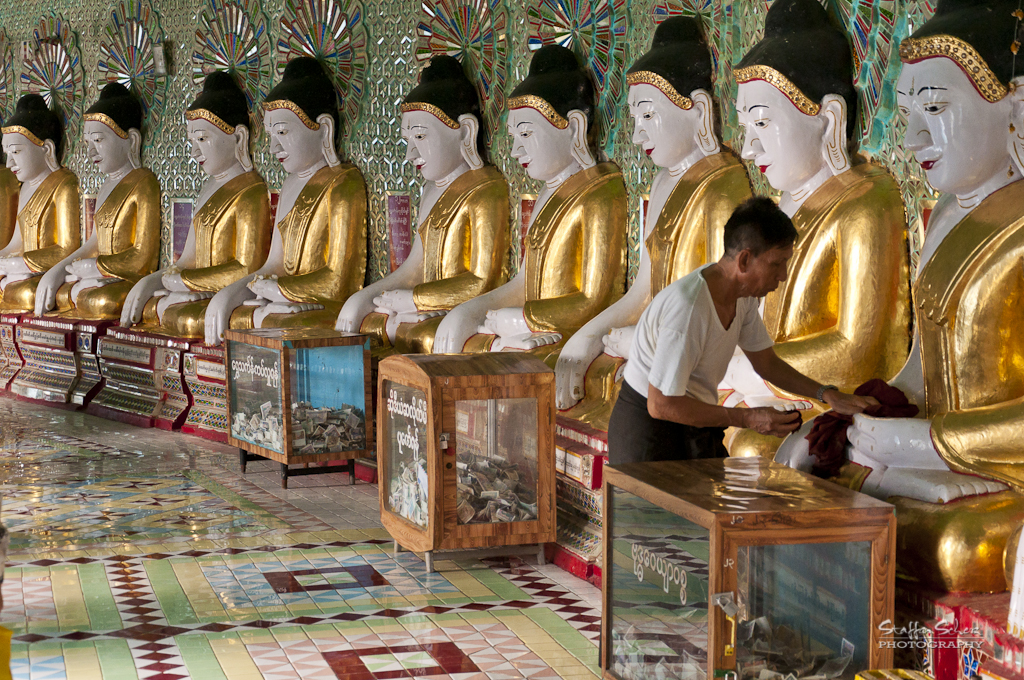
[{"x1": 816, "y1": 384, "x2": 838, "y2": 402}]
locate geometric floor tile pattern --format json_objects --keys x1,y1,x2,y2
[{"x1": 0, "y1": 397, "x2": 602, "y2": 678}]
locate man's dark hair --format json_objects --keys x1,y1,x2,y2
[{"x1": 723, "y1": 196, "x2": 798, "y2": 257}]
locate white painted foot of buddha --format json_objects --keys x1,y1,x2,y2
[
  {"x1": 490, "y1": 331, "x2": 562, "y2": 352},
  {"x1": 253, "y1": 302, "x2": 324, "y2": 327},
  {"x1": 774, "y1": 420, "x2": 816, "y2": 472},
  {"x1": 720, "y1": 349, "x2": 813, "y2": 410},
  {"x1": 155, "y1": 290, "x2": 215, "y2": 321}
]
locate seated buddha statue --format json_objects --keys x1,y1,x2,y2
[
  {"x1": 778, "y1": 0, "x2": 1024, "y2": 593},
  {"x1": 433, "y1": 45, "x2": 627, "y2": 364},
  {"x1": 0, "y1": 94, "x2": 80, "y2": 313},
  {"x1": 335, "y1": 55, "x2": 509, "y2": 355},
  {"x1": 119, "y1": 71, "x2": 272, "y2": 338},
  {"x1": 555, "y1": 17, "x2": 752, "y2": 429},
  {"x1": 204, "y1": 57, "x2": 366, "y2": 344},
  {"x1": 30, "y1": 83, "x2": 160, "y2": 320},
  {"x1": 720, "y1": 0, "x2": 911, "y2": 457}
]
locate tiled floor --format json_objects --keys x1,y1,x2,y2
[{"x1": 0, "y1": 396, "x2": 602, "y2": 679}]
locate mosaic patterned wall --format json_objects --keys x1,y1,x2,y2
[{"x1": 0, "y1": 0, "x2": 939, "y2": 284}]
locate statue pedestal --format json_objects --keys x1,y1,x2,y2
[
  {"x1": 550, "y1": 415, "x2": 609, "y2": 586},
  {"x1": 88, "y1": 328, "x2": 191, "y2": 429},
  {"x1": 8, "y1": 316, "x2": 114, "y2": 405},
  {"x1": 181, "y1": 343, "x2": 228, "y2": 443},
  {"x1": 0, "y1": 314, "x2": 24, "y2": 390},
  {"x1": 895, "y1": 582, "x2": 1024, "y2": 679}
]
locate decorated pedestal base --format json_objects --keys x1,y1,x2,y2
[
  {"x1": 550, "y1": 414, "x2": 608, "y2": 584},
  {"x1": 8, "y1": 316, "x2": 114, "y2": 405},
  {"x1": 182, "y1": 343, "x2": 229, "y2": 442},
  {"x1": 88, "y1": 328, "x2": 191, "y2": 429},
  {"x1": 0, "y1": 314, "x2": 24, "y2": 390}
]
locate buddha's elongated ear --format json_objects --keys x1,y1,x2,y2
[
  {"x1": 43, "y1": 139, "x2": 59, "y2": 172},
  {"x1": 128, "y1": 129, "x2": 142, "y2": 169},
  {"x1": 567, "y1": 110, "x2": 595, "y2": 169},
  {"x1": 691, "y1": 89, "x2": 720, "y2": 156},
  {"x1": 820, "y1": 94, "x2": 850, "y2": 176},
  {"x1": 318, "y1": 114, "x2": 340, "y2": 167},
  {"x1": 457, "y1": 114, "x2": 484, "y2": 170},
  {"x1": 234, "y1": 125, "x2": 253, "y2": 172}
]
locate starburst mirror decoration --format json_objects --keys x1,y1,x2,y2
[
  {"x1": 527, "y1": 0, "x2": 627, "y2": 156},
  {"x1": 20, "y1": 15, "x2": 85, "y2": 154},
  {"x1": 193, "y1": 0, "x2": 272, "y2": 135},
  {"x1": 415, "y1": 0, "x2": 507, "y2": 137},
  {"x1": 0, "y1": 30, "x2": 16, "y2": 127},
  {"x1": 277, "y1": 0, "x2": 367, "y2": 129},
  {"x1": 97, "y1": 0, "x2": 168, "y2": 138}
]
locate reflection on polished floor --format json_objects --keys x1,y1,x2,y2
[{"x1": 0, "y1": 396, "x2": 601, "y2": 679}]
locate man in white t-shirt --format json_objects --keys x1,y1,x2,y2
[{"x1": 608, "y1": 197, "x2": 876, "y2": 464}]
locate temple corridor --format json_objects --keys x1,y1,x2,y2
[{"x1": 0, "y1": 396, "x2": 601, "y2": 679}]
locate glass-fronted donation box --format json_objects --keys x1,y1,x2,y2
[
  {"x1": 377, "y1": 353, "x2": 556, "y2": 557},
  {"x1": 225, "y1": 329, "x2": 372, "y2": 488},
  {"x1": 603, "y1": 458, "x2": 896, "y2": 679}
]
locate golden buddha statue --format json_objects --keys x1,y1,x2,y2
[
  {"x1": 433, "y1": 45, "x2": 627, "y2": 366},
  {"x1": 0, "y1": 94, "x2": 80, "y2": 313},
  {"x1": 336, "y1": 55, "x2": 509, "y2": 355},
  {"x1": 120, "y1": 71, "x2": 272, "y2": 339},
  {"x1": 557, "y1": 17, "x2": 752, "y2": 430},
  {"x1": 721, "y1": 0, "x2": 911, "y2": 457},
  {"x1": 204, "y1": 57, "x2": 366, "y2": 344},
  {"x1": 27, "y1": 84, "x2": 160, "y2": 321},
  {"x1": 778, "y1": 0, "x2": 1024, "y2": 593}
]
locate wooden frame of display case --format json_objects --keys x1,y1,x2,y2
[
  {"x1": 377, "y1": 353, "x2": 556, "y2": 564},
  {"x1": 601, "y1": 458, "x2": 897, "y2": 676},
  {"x1": 225, "y1": 328, "x2": 373, "y2": 489}
]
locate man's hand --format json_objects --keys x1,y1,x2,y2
[
  {"x1": 742, "y1": 407, "x2": 802, "y2": 437},
  {"x1": 823, "y1": 390, "x2": 879, "y2": 415}
]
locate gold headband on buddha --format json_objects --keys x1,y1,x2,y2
[
  {"x1": 0, "y1": 125, "x2": 45, "y2": 146},
  {"x1": 185, "y1": 108, "x2": 237, "y2": 135},
  {"x1": 261, "y1": 99, "x2": 321, "y2": 130},
  {"x1": 83, "y1": 113, "x2": 130, "y2": 139},
  {"x1": 400, "y1": 102, "x2": 460, "y2": 129},
  {"x1": 734, "y1": 65, "x2": 822, "y2": 116},
  {"x1": 626, "y1": 71, "x2": 694, "y2": 110},
  {"x1": 899, "y1": 34, "x2": 1009, "y2": 103},
  {"x1": 507, "y1": 95, "x2": 569, "y2": 129}
]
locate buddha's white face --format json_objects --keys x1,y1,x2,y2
[
  {"x1": 897, "y1": 58, "x2": 1013, "y2": 196},
  {"x1": 508, "y1": 107, "x2": 575, "y2": 182},
  {"x1": 2, "y1": 133, "x2": 50, "y2": 182},
  {"x1": 264, "y1": 108, "x2": 324, "y2": 175},
  {"x1": 84, "y1": 120, "x2": 132, "y2": 176},
  {"x1": 401, "y1": 110, "x2": 465, "y2": 183},
  {"x1": 188, "y1": 119, "x2": 238, "y2": 178},
  {"x1": 736, "y1": 80, "x2": 828, "y2": 194},
  {"x1": 629, "y1": 83, "x2": 699, "y2": 170}
]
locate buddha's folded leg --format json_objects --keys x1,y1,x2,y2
[
  {"x1": 560, "y1": 353, "x2": 626, "y2": 432},
  {"x1": 258, "y1": 303, "x2": 343, "y2": 330},
  {"x1": 156, "y1": 298, "x2": 213, "y2": 339},
  {"x1": 360, "y1": 312, "x2": 393, "y2": 353},
  {"x1": 229, "y1": 305, "x2": 256, "y2": 331},
  {"x1": 394, "y1": 316, "x2": 444, "y2": 354},
  {"x1": 60, "y1": 279, "x2": 134, "y2": 320},
  {"x1": 0, "y1": 276, "x2": 42, "y2": 313},
  {"x1": 51, "y1": 281, "x2": 74, "y2": 314},
  {"x1": 462, "y1": 333, "x2": 496, "y2": 353}
]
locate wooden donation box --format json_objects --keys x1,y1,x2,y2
[
  {"x1": 225, "y1": 328, "x2": 372, "y2": 488},
  {"x1": 603, "y1": 458, "x2": 896, "y2": 678},
  {"x1": 378, "y1": 353, "x2": 556, "y2": 566}
]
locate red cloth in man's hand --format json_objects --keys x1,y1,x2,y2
[{"x1": 805, "y1": 379, "x2": 919, "y2": 477}]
